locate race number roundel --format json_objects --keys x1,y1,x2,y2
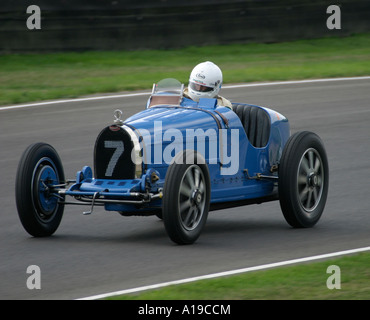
[{"x1": 94, "y1": 126, "x2": 136, "y2": 179}]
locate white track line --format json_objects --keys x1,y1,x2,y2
[
  {"x1": 224, "y1": 76, "x2": 370, "y2": 89},
  {"x1": 78, "y1": 246, "x2": 370, "y2": 300},
  {"x1": 1, "y1": 76, "x2": 369, "y2": 112},
  {"x1": 0, "y1": 92, "x2": 151, "y2": 112}
]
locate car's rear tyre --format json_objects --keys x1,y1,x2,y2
[
  {"x1": 16, "y1": 143, "x2": 65, "y2": 237},
  {"x1": 279, "y1": 131, "x2": 329, "y2": 228},
  {"x1": 162, "y1": 152, "x2": 210, "y2": 245}
]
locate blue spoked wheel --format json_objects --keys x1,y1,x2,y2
[{"x1": 16, "y1": 143, "x2": 65, "y2": 237}]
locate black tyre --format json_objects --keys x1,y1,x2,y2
[
  {"x1": 279, "y1": 131, "x2": 329, "y2": 228},
  {"x1": 15, "y1": 143, "x2": 65, "y2": 237},
  {"x1": 162, "y1": 152, "x2": 210, "y2": 245},
  {"x1": 155, "y1": 211, "x2": 163, "y2": 220}
]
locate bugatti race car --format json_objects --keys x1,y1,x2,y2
[{"x1": 16, "y1": 79, "x2": 329, "y2": 244}]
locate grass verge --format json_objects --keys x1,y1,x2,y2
[
  {"x1": 107, "y1": 252, "x2": 370, "y2": 300},
  {"x1": 1, "y1": 33, "x2": 370, "y2": 105}
]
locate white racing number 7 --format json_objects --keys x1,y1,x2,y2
[{"x1": 104, "y1": 140, "x2": 124, "y2": 177}]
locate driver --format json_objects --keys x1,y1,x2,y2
[{"x1": 183, "y1": 61, "x2": 232, "y2": 109}]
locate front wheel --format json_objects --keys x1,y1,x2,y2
[
  {"x1": 15, "y1": 143, "x2": 65, "y2": 237},
  {"x1": 279, "y1": 131, "x2": 329, "y2": 228},
  {"x1": 162, "y1": 156, "x2": 210, "y2": 245}
]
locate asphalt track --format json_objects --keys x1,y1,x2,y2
[{"x1": 0, "y1": 78, "x2": 369, "y2": 300}]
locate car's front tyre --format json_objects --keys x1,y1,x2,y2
[
  {"x1": 162, "y1": 152, "x2": 210, "y2": 245},
  {"x1": 15, "y1": 143, "x2": 65, "y2": 237}
]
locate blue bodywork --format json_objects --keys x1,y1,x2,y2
[{"x1": 63, "y1": 93, "x2": 290, "y2": 215}]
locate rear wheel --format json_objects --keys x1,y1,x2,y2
[
  {"x1": 15, "y1": 143, "x2": 65, "y2": 236},
  {"x1": 279, "y1": 131, "x2": 329, "y2": 228}
]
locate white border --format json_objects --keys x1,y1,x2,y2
[
  {"x1": 78, "y1": 246, "x2": 370, "y2": 300},
  {"x1": 1, "y1": 76, "x2": 369, "y2": 112}
]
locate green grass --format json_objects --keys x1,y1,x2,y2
[
  {"x1": 107, "y1": 252, "x2": 370, "y2": 300},
  {"x1": 1, "y1": 33, "x2": 370, "y2": 105}
]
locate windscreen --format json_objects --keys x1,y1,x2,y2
[
  {"x1": 148, "y1": 78, "x2": 184, "y2": 107},
  {"x1": 153, "y1": 78, "x2": 183, "y2": 95}
]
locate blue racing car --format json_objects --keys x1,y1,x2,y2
[{"x1": 16, "y1": 79, "x2": 329, "y2": 244}]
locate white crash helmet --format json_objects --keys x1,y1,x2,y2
[{"x1": 188, "y1": 61, "x2": 223, "y2": 102}]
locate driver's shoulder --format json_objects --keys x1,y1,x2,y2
[{"x1": 217, "y1": 95, "x2": 232, "y2": 109}]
